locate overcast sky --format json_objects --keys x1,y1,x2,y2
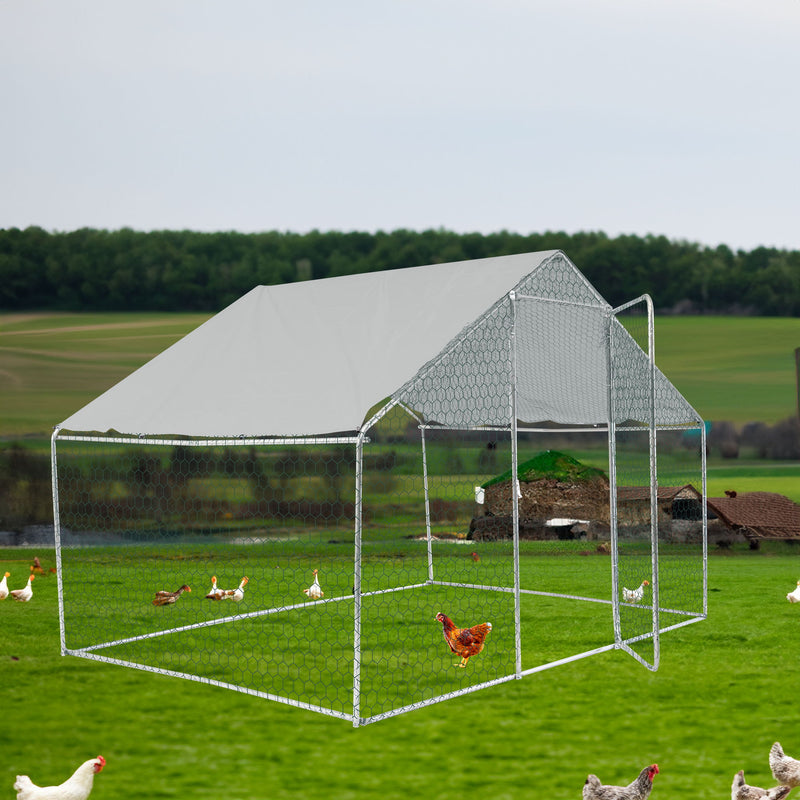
[{"x1": 2, "y1": 0, "x2": 799, "y2": 251}]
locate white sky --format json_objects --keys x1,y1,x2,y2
[{"x1": 2, "y1": 0, "x2": 799, "y2": 251}]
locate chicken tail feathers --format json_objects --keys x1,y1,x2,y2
[{"x1": 14, "y1": 774, "x2": 36, "y2": 799}]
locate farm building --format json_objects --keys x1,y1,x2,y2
[
  {"x1": 51, "y1": 250, "x2": 707, "y2": 726},
  {"x1": 706, "y1": 492, "x2": 800, "y2": 543}
]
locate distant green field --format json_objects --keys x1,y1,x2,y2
[
  {"x1": 2, "y1": 312, "x2": 798, "y2": 437},
  {"x1": 653, "y1": 316, "x2": 800, "y2": 425}
]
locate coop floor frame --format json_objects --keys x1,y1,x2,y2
[{"x1": 52, "y1": 418, "x2": 708, "y2": 727}]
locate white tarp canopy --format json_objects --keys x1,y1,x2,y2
[{"x1": 58, "y1": 250, "x2": 701, "y2": 438}]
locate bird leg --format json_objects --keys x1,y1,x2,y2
[{"x1": 457, "y1": 657, "x2": 469, "y2": 668}]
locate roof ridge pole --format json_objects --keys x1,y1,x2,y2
[
  {"x1": 50, "y1": 426, "x2": 67, "y2": 656},
  {"x1": 509, "y1": 291, "x2": 522, "y2": 679},
  {"x1": 352, "y1": 431, "x2": 366, "y2": 726}
]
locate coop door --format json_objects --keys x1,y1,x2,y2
[{"x1": 608, "y1": 298, "x2": 659, "y2": 671}]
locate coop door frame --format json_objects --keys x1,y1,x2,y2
[{"x1": 608, "y1": 294, "x2": 660, "y2": 671}]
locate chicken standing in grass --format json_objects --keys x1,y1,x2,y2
[
  {"x1": 622, "y1": 580, "x2": 650, "y2": 604},
  {"x1": 14, "y1": 755, "x2": 105, "y2": 800},
  {"x1": 582, "y1": 764, "x2": 659, "y2": 800},
  {"x1": 435, "y1": 612, "x2": 492, "y2": 668},
  {"x1": 152, "y1": 584, "x2": 191, "y2": 606},
  {"x1": 10, "y1": 574, "x2": 34, "y2": 602},
  {"x1": 786, "y1": 581, "x2": 800, "y2": 603},
  {"x1": 731, "y1": 769, "x2": 791, "y2": 800},
  {"x1": 303, "y1": 569, "x2": 324, "y2": 599},
  {"x1": 0, "y1": 571, "x2": 10, "y2": 600},
  {"x1": 770, "y1": 742, "x2": 800, "y2": 787}
]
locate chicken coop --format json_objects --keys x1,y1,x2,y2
[{"x1": 51, "y1": 250, "x2": 708, "y2": 727}]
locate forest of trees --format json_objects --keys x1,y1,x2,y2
[{"x1": 2, "y1": 226, "x2": 800, "y2": 315}]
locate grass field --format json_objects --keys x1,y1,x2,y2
[
  {"x1": 1, "y1": 311, "x2": 799, "y2": 798},
  {"x1": 2, "y1": 544, "x2": 800, "y2": 798}
]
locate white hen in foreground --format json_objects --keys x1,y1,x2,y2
[
  {"x1": 786, "y1": 581, "x2": 800, "y2": 603},
  {"x1": 622, "y1": 580, "x2": 649, "y2": 604},
  {"x1": 14, "y1": 755, "x2": 105, "y2": 800},
  {"x1": 770, "y1": 741, "x2": 800, "y2": 788},
  {"x1": 732, "y1": 769, "x2": 791, "y2": 799},
  {"x1": 0, "y1": 571, "x2": 10, "y2": 599}
]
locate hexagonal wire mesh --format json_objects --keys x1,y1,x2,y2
[{"x1": 52, "y1": 253, "x2": 707, "y2": 726}]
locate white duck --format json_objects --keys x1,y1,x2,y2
[
  {"x1": 303, "y1": 569, "x2": 324, "y2": 599},
  {"x1": 10, "y1": 574, "x2": 34, "y2": 602},
  {"x1": 622, "y1": 579, "x2": 649, "y2": 604},
  {"x1": 204, "y1": 575, "x2": 224, "y2": 599},
  {"x1": 0, "y1": 571, "x2": 10, "y2": 600},
  {"x1": 786, "y1": 580, "x2": 800, "y2": 603}
]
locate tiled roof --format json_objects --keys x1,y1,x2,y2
[{"x1": 706, "y1": 491, "x2": 800, "y2": 540}]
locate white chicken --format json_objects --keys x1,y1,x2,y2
[
  {"x1": 583, "y1": 764, "x2": 659, "y2": 800},
  {"x1": 10, "y1": 574, "x2": 34, "y2": 602},
  {"x1": 0, "y1": 571, "x2": 10, "y2": 600},
  {"x1": 205, "y1": 575, "x2": 224, "y2": 599},
  {"x1": 303, "y1": 568, "x2": 324, "y2": 599},
  {"x1": 786, "y1": 581, "x2": 800, "y2": 603},
  {"x1": 213, "y1": 576, "x2": 248, "y2": 602},
  {"x1": 732, "y1": 769, "x2": 791, "y2": 800},
  {"x1": 14, "y1": 755, "x2": 105, "y2": 800},
  {"x1": 770, "y1": 741, "x2": 800, "y2": 788},
  {"x1": 622, "y1": 579, "x2": 650, "y2": 604}
]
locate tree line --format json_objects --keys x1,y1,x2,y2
[{"x1": 2, "y1": 226, "x2": 799, "y2": 315}]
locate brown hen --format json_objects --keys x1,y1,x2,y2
[{"x1": 434, "y1": 612, "x2": 492, "y2": 668}]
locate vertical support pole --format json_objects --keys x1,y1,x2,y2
[
  {"x1": 50, "y1": 426, "x2": 67, "y2": 656},
  {"x1": 509, "y1": 291, "x2": 522, "y2": 678},
  {"x1": 645, "y1": 294, "x2": 660, "y2": 669},
  {"x1": 606, "y1": 313, "x2": 622, "y2": 645},
  {"x1": 352, "y1": 432, "x2": 365, "y2": 727},
  {"x1": 420, "y1": 425, "x2": 434, "y2": 582},
  {"x1": 700, "y1": 420, "x2": 709, "y2": 618}
]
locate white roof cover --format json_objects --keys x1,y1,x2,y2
[{"x1": 58, "y1": 250, "x2": 701, "y2": 438}]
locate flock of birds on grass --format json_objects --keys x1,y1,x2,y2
[
  {"x1": 151, "y1": 567, "x2": 324, "y2": 606},
  {"x1": 581, "y1": 742, "x2": 800, "y2": 799},
  {"x1": 12, "y1": 742, "x2": 800, "y2": 799},
  {"x1": 0, "y1": 558, "x2": 55, "y2": 602}
]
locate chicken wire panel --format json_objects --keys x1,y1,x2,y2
[
  {"x1": 54, "y1": 436, "x2": 361, "y2": 718},
  {"x1": 514, "y1": 251, "x2": 609, "y2": 307},
  {"x1": 609, "y1": 301, "x2": 706, "y2": 670},
  {"x1": 356, "y1": 409, "x2": 518, "y2": 719},
  {"x1": 392, "y1": 291, "x2": 514, "y2": 429}
]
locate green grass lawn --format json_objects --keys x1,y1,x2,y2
[
  {"x1": 2, "y1": 545, "x2": 799, "y2": 798},
  {"x1": 1, "y1": 312, "x2": 799, "y2": 796}
]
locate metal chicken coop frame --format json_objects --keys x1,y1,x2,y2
[{"x1": 51, "y1": 251, "x2": 708, "y2": 726}]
